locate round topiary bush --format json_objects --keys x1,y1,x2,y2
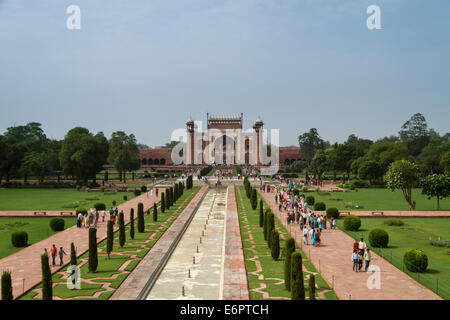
[
  {"x1": 11, "y1": 231, "x2": 28, "y2": 247},
  {"x1": 50, "y1": 218, "x2": 65, "y2": 231},
  {"x1": 326, "y1": 207, "x2": 340, "y2": 219},
  {"x1": 343, "y1": 215, "x2": 361, "y2": 231},
  {"x1": 76, "y1": 208, "x2": 87, "y2": 215},
  {"x1": 94, "y1": 203, "x2": 106, "y2": 211},
  {"x1": 404, "y1": 249, "x2": 428, "y2": 273},
  {"x1": 369, "y1": 228, "x2": 389, "y2": 248},
  {"x1": 140, "y1": 185, "x2": 147, "y2": 193},
  {"x1": 123, "y1": 195, "x2": 128, "y2": 201},
  {"x1": 314, "y1": 202, "x2": 326, "y2": 211},
  {"x1": 306, "y1": 196, "x2": 315, "y2": 206},
  {"x1": 302, "y1": 186, "x2": 309, "y2": 193},
  {"x1": 134, "y1": 190, "x2": 141, "y2": 197},
  {"x1": 382, "y1": 219, "x2": 404, "y2": 226}
]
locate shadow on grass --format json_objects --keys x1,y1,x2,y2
[{"x1": 425, "y1": 269, "x2": 440, "y2": 274}]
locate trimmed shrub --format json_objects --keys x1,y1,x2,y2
[
  {"x1": 382, "y1": 219, "x2": 404, "y2": 226},
  {"x1": 76, "y1": 208, "x2": 87, "y2": 215},
  {"x1": 306, "y1": 196, "x2": 315, "y2": 206},
  {"x1": 291, "y1": 252, "x2": 305, "y2": 300},
  {"x1": 134, "y1": 190, "x2": 141, "y2": 197},
  {"x1": 313, "y1": 202, "x2": 326, "y2": 211},
  {"x1": 137, "y1": 203, "x2": 145, "y2": 233},
  {"x1": 326, "y1": 207, "x2": 340, "y2": 219},
  {"x1": 106, "y1": 220, "x2": 114, "y2": 259},
  {"x1": 350, "y1": 180, "x2": 369, "y2": 188},
  {"x1": 165, "y1": 189, "x2": 171, "y2": 210},
  {"x1": 267, "y1": 213, "x2": 275, "y2": 249},
  {"x1": 112, "y1": 200, "x2": 116, "y2": 206},
  {"x1": 301, "y1": 186, "x2": 309, "y2": 193},
  {"x1": 404, "y1": 249, "x2": 428, "y2": 273},
  {"x1": 263, "y1": 210, "x2": 269, "y2": 240},
  {"x1": 141, "y1": 185, "x2": 147, "y2": 193},
  {"x1": 49, "y1": 218, "x2": 65, "y2": 231},
  {"x1": 100, "y1": 186, "x2": 105, "y2": 192},
  {"x1": 292, "y1": 188, "x2": 300, "y2": 196},
  {"x1": 130, "y1": 208, "x2": 135, "y2": 240},
  {"x1": 343, "y1": 215, "x2": 361, "y2": 231},
  {"x1": 88, "y1": 228, "x2": 98, "y2": 273},
  {"x1": 70, "y1": 242, "x2": 77, "y2": 265},
  {"x1": 11, "y1": 231, "x2": 28, "y2": 247},
  {"x1": 161, "y1": 192, "x2": 166, "y2": 213},
  {"x1": 1, "y1": 271, "x2": 13, "y2": 300},
  {"x1": 271, "y1": 230, "x2": 280, "y2": 260},
  {"x1": 118, "y1": 212, "x2": 125, "y2": 248},
  {"x1": 309, "y1": 274, "x2": 316, "y2": 300},
  {"x1": 94, "y1": 203, "x2": 106, "y2": 211},
  {"x1": 153, "y1": 203, "x2": 158, "y2": 222},
  {"x1": 284, "y1": 238, "x2": 296, "y2": 291},
  {"x1": 123, "y1": 195, "x2": 127, "y2": 201},
  {"x1": 41, "y1": 253, "x2": 52, "y2": 300},
  {"x1": 369, "y1": 228, "x2": 389, "y2": 248},
  {"x1": 251, "y1": 188, "x2": 257, "y2": 210},
  {"x1": 259, "y1": 200, "x2": 264, "y2": 227}
]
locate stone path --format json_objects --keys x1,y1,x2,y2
[
  {"x1": 258, "y1": 190, "x2": 442, "y2": 300},
  {"x1": 0, "y1": 190, "x2": 165, "y2": 299},
  {"x1": 111, "y1": 186, "x2": 208, "y2": 300},
  {"x1": 222, "y1": 186, "x2": 250, "y2": 300}
]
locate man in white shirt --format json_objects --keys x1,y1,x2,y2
[
  {"x1": 358, "y1": 238, "x2": 367, "y2": 254},
  {"x1": 303, "y1": 226, "x2": 309, "y2": 245}
]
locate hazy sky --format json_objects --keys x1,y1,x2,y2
[{"x1": 0, "y1": 0, "x2": 449, "y2": 147}]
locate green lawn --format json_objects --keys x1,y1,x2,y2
[
  {"x1": 337, "y1": 217, "x2": 450, "y2": 299},
  {"x1": 19, "y1": 187, "x2": 201, "y2": 300},
  {"x1": 236, "y1": 187, "x2": 338, "y2": 300},
  {"x1": 308, "y1": 188, "x2": 450, "y2": 211},
  {"x1": 0, "y1": 189, "x2": 135, "y2": 211},
  {"x1": 0, "y1": 217, "x2": 77, "y2": 259}
]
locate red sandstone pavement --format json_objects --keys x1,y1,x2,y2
[
  {"x1": 258, "y1": 190, "x2": 442, "y2": 300},
  {"x1": 0, "y1": 190, "x2": 164, "y2": 299},
  {"x1": 315, "y1": 210, "x2": 450, "y2": 218},
  {"x1": 223, "y1": 186, "x2": 250, "y2": 300}
]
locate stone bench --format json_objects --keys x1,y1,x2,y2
[
  {"x1": 372, "y1": 211, "x2": 384, "y2": 216},
  {"x1": 34, "y1": 211, "x2": 47, "y2": 216},
  {"x1": 60, "y1": 211, "x2": 73, "y2": 216}
]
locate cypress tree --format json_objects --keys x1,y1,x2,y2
[
  {"x1": 267, "y1": 212, "x2": 275, "y2": 249},
  {"x1": 1, "y1": 271, "x2": 13, "y2": 300},
  {"x1": 284, "y1": 238, "x2": 296, "y2": 291},
  {"x1": 88, "y1": 227, "x2": 98, "y2": 273},
  {"x1": 161, "y1": 192, "x2": 165, "y2": 213},
  {"x1": 153, "y1": 203, "x2": 158, "y2": 222},
  {"x1": 170, "y1": 187, "x2": 174, "y2": 206},
  {"x1": 41, "y1": 253, "x2": 52, "y2": 300},
  {"x1": 166, "y1": 189, "x2": 171, "y2": 209},
  {"x1": 271, "y1": 230, "x2": 280, "y2": 260},
  {"x1": 259, "y1": 200, "x2": 264, "y2": 227},
  {"x1": 70, "y1": 242, "x2": 77, "y2": 266},
  {"x1": 309, "y1": 274, "x2": 316, "y2": 300},
  {"x1": 118, "y1": 211, "x2": 125, "y2": 248},
  {"x1": 251, "y1": 189, "x2": 257, "y2": 210},
  {"x1": 137, "y1": 203, "x2": 145, "y2": 233},
  {"x1": 291, "y1": 252, "x2": 305, "y2": 300},
  {"x1": 129, "y1": 208, "x2": 135, "y2": 240},
  {"x1": 106, "y1": 220, "x2": 114, "y2": 259},
  {"x1": 174, "y1": 184, "x2": 179, "y2": 202},
  {"x1": 263, "y1": 210, "x2": 269, "y2": 240}
]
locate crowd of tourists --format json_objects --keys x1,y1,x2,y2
[{"x1": 352, "y1": 238, "x2": 371, "y2": 272}]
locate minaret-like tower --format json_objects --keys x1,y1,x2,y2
[
  {"x1": 253, "y1": 117, "x2": 264, "y2": 166},
  {"x1": 186, "y1": 117, "x2": 195, "y2": 165}
]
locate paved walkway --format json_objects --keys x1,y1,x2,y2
[
  {"x1": 223, "y1": 186, "x2": 249, "y2": 300},
  {"x1": 0, "y1": 190, "x2": 165, "y2": 299},
  {"x1": 258, "y1": 190, "x2": 442, "y2": 300}
]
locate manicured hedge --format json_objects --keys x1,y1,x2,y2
[
  {"x1": 49, "y1": 218, "x2": 65, "y2": 231},
  {"x1": 382, "y1": 219, "x2": 404, "y2": 226},
  {"x1": 369, "y1": 228, "x2": 389, "y2": 248},
  {"x1": 326, "y1": 207, "x2": 339, "y2": 219},
  {"x1": 306, "y1": 196, "x2": 315, "y2": 206},
  {"x1": 94, "y1": 203, "x2": 106, "y2": 211},
  {"x1": 313, "y1": 202, "x2": 326, "y2": 211},
  {"x1": 76, "y1": 208, "x2": 87, "y2": 215},
  {"x1": 343, "y1": 215, "x2": 361, "y2": 231},
  {"x1": 404, "y1": 249, "x2": 428, "y2": 273},
  {"x1": 11, "y1": 231, "x2": 28, "y2": 247},
  {"x1": 134, "y1": 190, "x2": 141, "y2": 197}
]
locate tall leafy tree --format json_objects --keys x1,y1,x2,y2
[
  {"x1": 309, "y1": 149, "x2": 328, "y2": 179},
  {"x1": 108, "y1": 131, "x2": 140, "y2": 183},
  {"x1": 421, "y1": 174, "x2": 450, "y2": 210},
  {"x1": 442, "y1": 151, "x2": 450, "y2": 175},
  {"x1": 399, "y1": 113, "x2": 432, "y2": 157},
  {"x1": 59, "y1": 127, "x2": 108, "y2": 185},
  {"x1": 298, "y1": 128, "x2": 326, "y2": 163},
  {"x1": 385, "y1": 160, "x2": 421, "y2": 210}
]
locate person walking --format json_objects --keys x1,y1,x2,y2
[
  {"x1": 77, "y1": 211, "x2": 83, "y2": 228},
  {"x1": 59, "y1": 247, "x2": 67, "y2": 266},
  {"x1": 155, "y1": 188, "x2": 159, "y2": 197},
  {"x1": 352, "y1": 250, "x2": 359, "y2": 272},
  {"x1": 364, "y1": 248, "x2": 371, "y2": 272},
  {"x1": 358, "y1": 250, "x2": 364, "y2": 271},
  {"x1": 358, "y1": 238, "x2": 367, "y2": 255},
  {"x1": 101, "y1": 209, "x2": 106, "y2": 222},
  {"x1": 50, "y1": 244, "x2": 57, "y2": 267}
]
